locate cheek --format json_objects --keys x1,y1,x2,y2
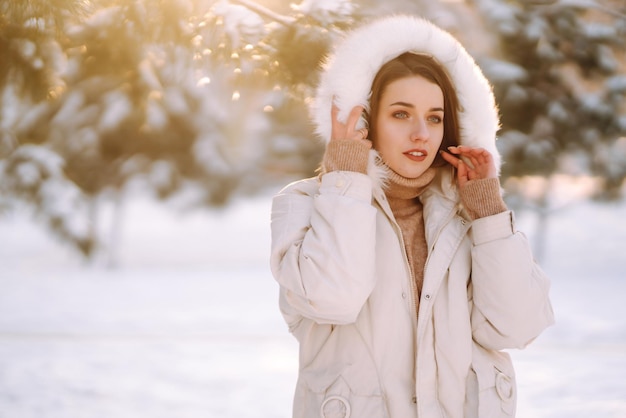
[
  {"x1": 373, "y1": 125, "x2": 400, "y2": 155},
  {"x1": 377, "y1": 120, "x2": 403, "y2": 140},
  {"x1": 431, "y1": 126, "x2": 445, "y2": 147},
  {"x1": 371, "y1": 121, "x2": 388, "y2": 150}
]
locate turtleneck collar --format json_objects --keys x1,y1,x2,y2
[{"x1": 384, "y1": 167, "x2": 437, "y2": 202}]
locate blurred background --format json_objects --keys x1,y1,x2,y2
[{"x1": 0, "y1": 0, "x2": 625, "y2": 417}]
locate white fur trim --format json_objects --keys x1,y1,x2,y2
[
  {"x1": 312, "y1": 15, "x2": 501, "y2": 170},
  {"x1": 366, "y1": 149, "x2": 389, "y2": 194}
]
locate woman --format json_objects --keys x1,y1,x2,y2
[{"x1": 270, "y1": 15, "x2": 554, "y2": 418}]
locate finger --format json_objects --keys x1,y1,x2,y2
[
  {"x1": 477, "y1": 149, "x2": 494, "y2": 167},
  {"x1": 447, "y1": 146, "x2": 474, "y2": 166},
  {"x1": 331, "y1": 103, "x2": 339, "y2": 122},
  {"x1": 449, "y1": 145, "x2": 487, "y2": 157},
  {"x1": 346, "y1": 106, "x2": 365, "y2": 134},
  {"x1": 457, "y1": 159, "x2": 469, "y2": 187},
  {"x1": 440, "y1": 150, "x2": 460, "y2": 168},
  {"x1": 448, "y1": 146, "x2": 481, "y2": 169},
  {"x1": 442, "y1": 150, "x2": 471, "y2": 187},
  {"x1": 348, "y1": 127, "x2": 368, "y2": 141},
  {"x1": 464, "y1": 147, "x2": 492, "y2": 164},
  {"x1": 469, "y1": 155, "x2": 480, "y2": 170},
  {"x1": 447, "y1": 145, "x2": 461, "y2": 155},
  {"x1": 464, "y1": 148, "x2": 496, "y2": 178},
  {"x1": 331, "y1": 103, "x2": 347, "y2": 140}
]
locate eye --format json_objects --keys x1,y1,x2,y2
[
  {"x1": 428, "y1": 115, "x2": 443, "y2": 124},
  {"x1": 392, "y1": 111, "x2": 409, "y2": 119}
]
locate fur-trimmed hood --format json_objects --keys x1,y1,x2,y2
[{"x1": 312, "y1": 15, "x2": 501, "y2": 171}]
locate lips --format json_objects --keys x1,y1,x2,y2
[{"x1": 404, "y1": 149, "x2": 428, "y2": 162}]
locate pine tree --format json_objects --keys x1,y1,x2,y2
[
  {"x1": 0, "y1": 0, "x2": 90, "y2": 101},
  {"x1": 472, "y1": 0, "x2": 626, "y2": 199},
  {"x1": 0, "y1": 0, "x2": 95, "y2": 255},
  {"x1": 0, "y1": 0, "x2": 357, "y2": 259},
  {"x1": 1, "y1": 0, "x2": 215, "y2": 258},
  {"x1": 471, "y1": 0, "x2": 626, "y2": 260}
]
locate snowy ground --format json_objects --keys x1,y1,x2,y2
[{"x1": 1, "y1": 191, "x2": 625, "y2": 417}]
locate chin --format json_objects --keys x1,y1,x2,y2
[{"x1": 400, "y1": 170, "x2": 426, "y2": 179}]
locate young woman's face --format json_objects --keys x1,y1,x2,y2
[{"x1": 373, "y1": 75, "x2": 445, "y2": 178}]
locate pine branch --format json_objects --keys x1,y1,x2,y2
[
  {"x1": 555, "y1": 0, "x2": 626, "y2": 19},
  {"x1": 229, "y1": 0, "x2": 296, "y2": 26},
  {"x1": 588, "y1": 0, "x2": 626, "y2": 19}
]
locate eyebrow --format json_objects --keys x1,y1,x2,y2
[{"x1": 389, "y1": 101, "x2": 444, "y2": 112}]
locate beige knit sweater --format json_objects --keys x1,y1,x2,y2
[{"x1": 322, "y1": 139, "x2": 507, "y2": 316}]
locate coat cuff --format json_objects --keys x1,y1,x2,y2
[
  {"x1": 471, "y1": 211, "x2": 516, "y2": 245},
  {"x1": 460, "y1": 178, "x2": 508, "y2": 220},
  {"x1": 322, "y1": 138, "x2": 372, "y2": 174}
]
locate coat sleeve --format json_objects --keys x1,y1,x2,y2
[
  {"x1": 270, "y1": 171, "x2": 378, "y2": 326},
  {"x1": 469, "y1": 210, "x2": 555, "y2": 350}
]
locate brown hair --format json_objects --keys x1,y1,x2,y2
[{"x1": 367, "y1": 53, "x2": 461, "y2": 167}]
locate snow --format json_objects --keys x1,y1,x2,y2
[
  {"x1": 99, "y1": 91, "x2": 133, "y2": 133},
  {"x1": 481, "y1": 58, "x2": 528, "y2": 84},
  {"x1": 211, "y1": 0, "x2": 267, "y2": 49},
  {"x1": 582, "y1": 22, "x2": 617, "y2": 42},
  {"x1": 1, "y1": 191, "x2": 626, "y2": 417},
  {"x1": 1, "y1": 145, "x2": 92, "y2": 246},
  {"x1": 292, "y1": 0, "x2": 355, "y2": 23},
  {"x1": 607, "y1": 75, "x2": 626, "y2": 94}
]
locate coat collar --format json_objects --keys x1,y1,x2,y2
[{"x1": 367, "y1": 149, "x2": 465, "y2": 248}]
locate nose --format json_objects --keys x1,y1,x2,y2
[{"x1": 410, "y1": 119, "x2": 430, "y2": 142}]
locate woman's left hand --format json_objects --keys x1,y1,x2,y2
[{"x1": 440, "y1": 146, "x2": 497, "y2": 189}]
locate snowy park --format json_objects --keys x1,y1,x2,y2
[
  {"x1": 1, "y1": 0, "x2": 625, "y2": 417},
  {"x1": 1, "y1": 191, "x2": 626, "y2": 418}
]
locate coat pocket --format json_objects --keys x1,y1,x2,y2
[
  {"x1": 298, "y1": 374, "x2": 387, "y2": 418},
  {"x1": 471, "y1": 348, "x2": 517, "y2": 417}
]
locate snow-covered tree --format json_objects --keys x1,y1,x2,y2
[
  {"x1": 470, "y1": 0, "x2": 626, "y2": 260},
  {"x1": 473, "y1": 0, "x2": 626, "y2": 200},
  {"x1": 0, "y1": 0, "x2": 88, "y2": 101},
  {"x1": 0, "y1": 0, "x2": 355, "y2": 258},
  {"x1": 0, "y1": 0, "x2": 95, "y2": 254}
]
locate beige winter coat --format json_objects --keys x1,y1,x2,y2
[{"x1": 270, "y1": 15, "x2": 554, "y2": 418}]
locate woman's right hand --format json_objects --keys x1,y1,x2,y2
[{"x1": 331, "y1": 103, "x2": 368, "y2": 141}]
